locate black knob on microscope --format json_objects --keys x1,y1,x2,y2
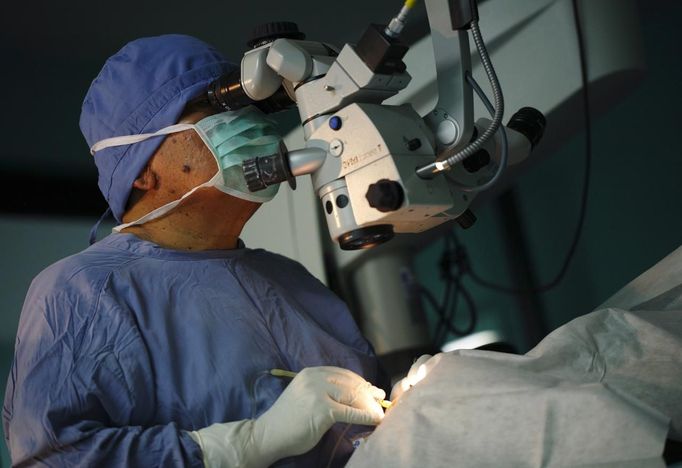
[
  {"x1": 455, "y1": 209, "x2": 477, "y2": 229},
  {"x1": 366, "y1": 179, "x2": 405, "y2": 213},
  {"x1": 507, "y1": 107, "x2": 547, "y2": 149},
  {"x1": 242, "y1": 158, "x2": 267, "y2": 192},
  {"x1": 247, "y1": 22, "x2": 306, "y2": 49},
  {"x1": 242, "y1": 141, "x2": 296, "y2": 192}
]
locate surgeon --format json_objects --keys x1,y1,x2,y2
[{"x1": 3, "y1": 35, "x2": 386, "y2": 467}]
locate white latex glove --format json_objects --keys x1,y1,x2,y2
[
  {"x1": 390, "y1": 353, "x2": 442, "y2": 401},
  {"x1": 189, "y1": 366, "x2": 385, "y2": 468}
]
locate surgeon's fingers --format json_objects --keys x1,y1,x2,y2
[
  {"x1": 315, "y1": 366, "x2": 377, "y2": 388},
  {"x1": 294, "y1": 367, "x2": 385, "y2": 407},
  {"x1": 323, "y1": 378, "x2": 385, "y2": 407},
  {"x1": 309, "y1": 366, "x2": 385, "y2": 401},
  {"x1": 368, "y1": 385, "x2": 387, "y2": 401},
  {"x1": 316, "y1": 373, "x2": 386, "y2": 424},
  {"x1": 295, "y1": 366, "x2": 365, "y2": 391},
  {"x1": 329, "y1": 399, "x2": 384, "y2": 426}
]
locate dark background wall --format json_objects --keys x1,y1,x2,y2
[
  {"x1": 415, "y1": 0, "x2": 682, "y2": 353},
  {"x1": 1, "y1": 0, "x2": 681, "y2": 465}
]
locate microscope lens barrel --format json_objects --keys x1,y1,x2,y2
[
  {"x1": 242, "y1": 141, "x2": 296, "y2": 191},
  {"x1": 207, "y1": 72, "x2": 295, "y2": 114},
  {"x1": 207, "y1": 71, "x2": 254, "y2": 111}
]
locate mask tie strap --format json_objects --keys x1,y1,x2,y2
[
  {"x1": 111, "y1": 171, "x2": 223, "y2": 233},
  {"x1": 90, "y1": 123, "x2": 195, "y2": 155},
  {"x1": 89, "y1": 207, "x2": 112, "y2": 245}
]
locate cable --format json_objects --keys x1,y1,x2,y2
[
  {"x1": 416, "y1": 20, "x2": 505, "y2": 178},
  {"x1": 420, "y1": 284, "x2": 474, "y2": 346},
  {"x1": 435, "y1": 287, "x2": 460, "y2": 344},
  {"x1": 438, "y1": 239, "x2": 477, "y2": 339},
  {"x1": 449, "y1": 71, "x2": 509, "y2": 192},
  {"x1": 418, "y1": 234, "x2": 478, "y2": 346},
  {"x1": 385, "y1": 0, "x2": 419, "y2": 38},
  {"x1": 461, "y1": 0, "x2": 592, "y2": 295}
]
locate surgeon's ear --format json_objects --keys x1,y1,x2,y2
[{"x1": 132, "y1": 164, "x2": 158, "y2": 192}]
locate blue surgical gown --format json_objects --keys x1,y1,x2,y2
[{"x1": 3, "y1": 233, "x2": 383, "y2": 467}]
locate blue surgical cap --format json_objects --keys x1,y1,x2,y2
[{"x1": 80, "y1": 34, "x2": 235, "y2": 222}]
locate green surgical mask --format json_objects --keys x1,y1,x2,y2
[
  {"x1": 90, "y1": 106, "x2": 282, "y2": 231},
  {"x1": 193, "y1": 108, "x2": 282, "y2": 201}
]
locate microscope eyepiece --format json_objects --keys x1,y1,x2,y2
[
  {"x1": 207, "y1": 71, "x2": 295, "y2": 114},
  {"x1": 207, "y1": 70, "x2": 254, "y2": 111},
  {"x1": 242, "y1": 141, "x2": 296, "y2": 192}
]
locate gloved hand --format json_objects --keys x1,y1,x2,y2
[
  {"x1": 189, "y1": 366, "x2": 385, "y2": 468},
  {"x1": 390, "y1": 353, "x2": 443, "y2": 401}
]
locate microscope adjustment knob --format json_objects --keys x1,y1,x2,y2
[
  {"x1": 242, "y1": 141, "x2": 296, "y2": 191},
  {"x1": 507, "y1": 107, "x2": 546, "y2": 149},
  {"x1": 247, "y1": 22, "x2": 306, "y2": 48},
  {"x1": 242, "y1": 158, "x2": 267, "y2": 192},
  {"x1": 366, "y1": 179, "x2": 405, "y2": 213}
]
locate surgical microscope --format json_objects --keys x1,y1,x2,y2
[
  {"x1": 186, "y1": 0, "x2": 646, "y2": 381},
  {"x1": 192, "y1": 0, "x2": 546, "y2": 251}
]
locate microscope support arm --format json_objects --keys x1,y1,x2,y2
[{"x1": 422, "y1": 0, "x2": 476, "y2": 153}]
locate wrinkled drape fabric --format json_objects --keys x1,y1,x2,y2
[
  {"x1": 3, "y1": 233, "x2": 381, "y2": 467},
  {"x1": 348, "y1": 246, "x2": 682, "y2": 468}
]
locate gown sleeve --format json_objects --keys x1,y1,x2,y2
[{"x1": 3, "y1": 271, "x2": 204, "y2": 467}]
